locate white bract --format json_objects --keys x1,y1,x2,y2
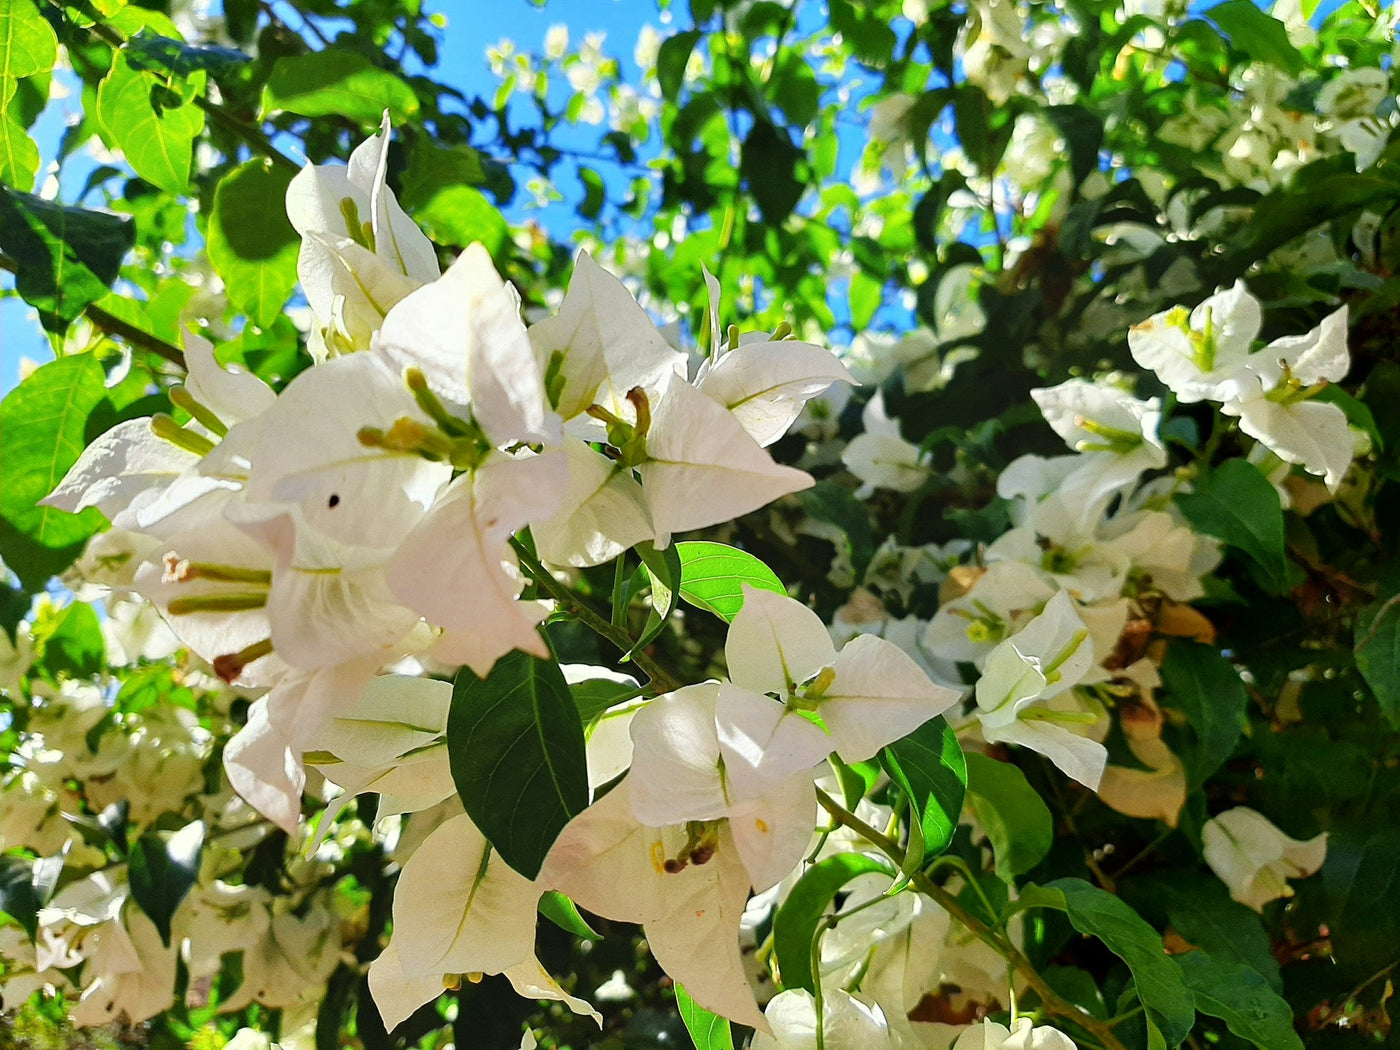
[{"x1": 1201, "y1": 807, "x2": 1327, "y2": 911}]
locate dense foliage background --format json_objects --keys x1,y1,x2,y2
[{"x1": 3, "y1": 0, "x2": 1400, "y2": 1049}]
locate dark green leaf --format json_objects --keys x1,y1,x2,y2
[
  {"x1": 207, "y1": 159, "x2": 299, "y2": 328},
  {"x1": 1176, "y1": 459, "x2": 1289, "y2": 592},
  {"x1": 799, "y1": 481, "x2": 875, "y2": 580},
  {"x1": 828, "y1": 0, "x2": 897, "y2": 66},
  {"x1": 129, "y1": 821, "x2": 205, "y2": 946},
  {"x1": 572, "y1": 677, "x2": 642, "y2": 723},
  {"x1": 1321, "y1": 825, "x2": 1400, "y2": 980},
  {"x1": 675, "y1": 983, "x2": 734, "y2": 1050},
  {"x1": 1158, "y1": 641, "x2": 1248, "y2": 789},
  {"x1": 122, "y1": 32, "x2": 250, "y2": 80},
  {"x1": 538, "y1": 890, "x2": 600, "y2": 940},
  {"x1": 578, "y1": 165, "x2": 606, "y2": 220},
  {"x1": 262, "y1": 51, "x2": 419, "y2": 123},
  {"x1": 1045, "y1": 105, "x2": 1104, "y2": 189},
  {"x1": 879, "y1": 716, "x2": 966, "y2": 860},
  {"x1": 1138, "y1": 873, "x2": 1281, "y2": 992},
  {"x1": 673, "y1": 541, "x2": 785, "y2": 623},
  {"x1": 657, "y1": 30, "x2": 702, "y2": 103},
  {"x1": 447, "y1": 651, "x2": 589, "y2": 879},
  {"x1": 1355, "y1": 583, "x2": 1400, "y2": 730},
  {"x1": 0, "y1": 857, "x2": 41, "y2": 941},
  {"x1": 740, "y1": 121, "x2": 803, "y2": 224},
  {"x1": 0, "y1": 355, "x2": 109, "y2": 588},
  {"x1": 1175, "y1": 951, "x2": 1302, "y2": 1050},
  {"x1": 1206, "y1": 0, "x2": 1305, "y2": 75},
  {"x1": 0, "y1": 187, "x2": 135, "y2": 331},
  {"x1": 772, "y1": 853, "x2": 894, "y2": 993},
  {"x1": 1039, "y1": 878, "x2": 1197, "y2": 1046},
  {"x1": 964, "y1": 753, "x2": 1053, "y2": 881}
]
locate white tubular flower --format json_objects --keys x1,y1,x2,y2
[
  {"x1": 1127, "y1": 281, "x2": 1262, "y2": 404},
  {"x1": 368, "y1": 813, "x2": 600, "y2": 1032},
  {"x1": 715, "y1": 587, "x2": 960, "y2": 800},
  {"x1": 974, "y1": 590, "x2": 1107, "y2": 790},
  {"x1": 696, "y1": 337, "x2": 856, "y2": 448},
  {"x1": 374, "y1": 243, "x2": 561, "y2": 447},
  {"x1": 842, "y1": 391, "x2": 929, "y2": 498},
  {"x1": 1030, "y1": 379, "x2": 1166, "y2": 496},
  {"x1": 1223, "y1": 306, "x2": 1353, "y2": 490},
  {"x1": 527, "y1": 249, "x2": 688, "y2": 422},
  {"x1": 750, "y1": 988, "x2": 906, "y2": 1050},
  {"x1": 952, "y1": 1018, "x2": 1079, "y2": 1050},
  {"x1": 541, "y1": 785, "x2": 769, "y2": 1032},
  {"x1": 287, "y1": 115, "x2": 440, "y2": 359},
  {"x1": 1201, "y1": 807, "x2": 1327, "y2": 912},
  {"x1": 924, "y1": 561, "x2": 1056, "y2": 667}
]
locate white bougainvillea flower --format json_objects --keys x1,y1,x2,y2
[
  {"x1": 749, "y1": 988, "x2": 906, "y2": 1050},
  {"x1": 367, "y1": 813, "x2": 600, "y2": 1031},
  {"x1": 1098, "y1": 509, "x2": 1220, "y2": 602},
  {"x1": 43, "y1": 418, "x2": 202, "y2": 529},
  {"x1": 1097, "y1": 689, "x2": 1187, "y2": 827},
  {"x1": 69, "y1": 908, "x2": 178, "y2": 1027},
  {"x1": 638, "y1": 378, "x2": 814, "y2": 542},
  {"x1": 923, "y1": 560, "x2": 1056, "y2": 667},
  {"x1": 714, "y1": 587, "x2": 959, "y2": 799},
  {"x1": 540, "y1": 784, "x2": 768, "y2": 1032},
  {"x1": 530, "y1": 438, "x2": 654, "y2": 567},
  {"x1": 1128, "y1": 280, "x2": 1261, "y2": 404},
  {"x1": 626, "y1": 682, "x2": 816, "y2": 893},
  {"x1": 952, "y1": 1017, "x2": 1079, "y2": 1050},
  {"x1": 374, "y1": 243, "x2": 561, "y2": 447},
  {"x1": 842, "y1": 392, "x2": 929, "y2": 498},
  {"x1": 527, "y1": 249, "x2": 688, "y2": 421},
  {"x1": 287, "y1": 115, "x2": 439, "y2": 359},
  {"x1": 1201, "y1": 806, "x2": 1327, "y2": 912},
  {"x1": 389, "y1": 449, "x2": 565, "y2": 675},
  {"x1": 695, "y1": 337, "x2": 856, "y2": 447},
  {"x1": 1030, "y1": 379, "x2": 1166, "y2": 494},
  {"x1": 974, "y1": 590, "x2": 1106, "y2": 790},
  {"x1": 1223, "y1": 306, "x2": 1353, "y2": 489}
]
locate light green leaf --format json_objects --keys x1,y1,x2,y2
[
  {"x1": 1176, "y1": 459, "x2": 1289, "y2": 592},
  {"x1": 1206, "y1": 0, "x2": 1305, "y2": 75},
  {"x1": 964, "y1": 752, "x2": 1053, "y2": 882},
  {"x1": 0, "y1": 354, "x2": 109, "y2": 589},
  {"x1": 96, "y1": 51, "x2": 205, "y2": 196},
  {"x1": 1175, "y1": 951, "x2": 1302, "y2": 1050},
  {"x1": 772, "y1": 853, "x2": 895, "y2": 994},
  {"x1": 38, "y1": 600, "x2": 105, "y2": 680},
  {"x1": 0, "y1": 110, "x2": 38, "y2": 190},
  {"x1": 0, "y1": 187, "x2": 135, "y2": 331},
  {"x1": 0, "y1": 0, "x2": 59, "y2": 89},
  {"x1": 1158, "y1": 641, "x2": 1248, "y2": 789},
  {"x1": 446, "y1": 651, "x2": 589, "y2": 879},
  {"x1": 1040, "y1": 878, "x2": 1197, "y2": 1047},
  {"x1": 262, "y1": 51, "x2": 419, "y2": 124},
  {"x1": 207, "y1": 159, "x2": 299, "y2": 328},
  {"x1": 675, "y1": 983, "x2": 734, "y2": 1050},
  {"x1": 673, "y1": 540, "x2": 785, "y2": 623},
  {"x1": 405, "y1": 180, "x2": 506, "y2": 256},
  {"x1": 538, "y1": 890, "x2": 600, "y2": 940},
  {"x1": 879, "y1": 715, "x2": 966, "y2": 860}
]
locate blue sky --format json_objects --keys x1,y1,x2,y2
[{"x1": 0, "y1": 0, "x2": 666, "y2": 393}]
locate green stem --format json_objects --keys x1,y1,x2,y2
[
  {"x1": 510, "y1": 536, "x2": 683, "y2": 694},
  {"x1": 813, "y1": 788, "x2": 1130, "y2": 1050}
]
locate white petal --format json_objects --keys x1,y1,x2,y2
[
  {"x1": 727, "y1": 775, "x2": 815, "y2": 893},
  {"x1": 823, "y1": 634, "x2": 960, "y2": 763},
  {"x1": 627, "y1": 684, "x2": 733, "y2": 826},
  {"x1": 725, "y1": 586, "x2": 835, "y2": 696},
  {"x1": 696, "y1": 340, "x2": 856, "y2": 447},
  {"x1": 43, "y1": 419, "x2": 197, "y2": 521},
  {"x1": 182, "y1": 330, "x2": 276, "y2": 425},
  {"x1": 715, "y1": 682, "x2": 831, "y2": 800},
  {"x1": 1233, "y1": 397, "x2": 1354, "y2": 490},
  {"x1": 531, "y1": 439, "x2": 654, "y2": 568}
]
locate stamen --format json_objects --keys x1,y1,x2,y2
[
  {"x1": 168, "y1": 385, "x2": 228, "y2": 438},
  {"x1": 213, "y1": 637, "x2": 274, "y2": 682},
  {"x1": 151, "y1": 414, "x2": 217, "y2": 457},
  {"x1": 161, "y1": 553, "x2": 271, "y2": 585},
  {"x1": 167, "y1": 592, "x2": 269, "y2": 616}
]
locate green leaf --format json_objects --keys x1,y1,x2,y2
[
  {"x1": 0, "y1": 355, "x2": 109, "y2": 589},
  {"x1": 0, "y1": 0, "x2": 59, "y2": 86},
  {"x1": 0, "y1": 111, "x2": 39, "y2": 190},
  {"x1": 964, "y1": 753, "x2": 1053, "y2": 882},
  {"x1": 446, "y1": 651, "x2": 589, "y2": 879},
  {"x1": 403, "y1": 180, "x2": 506, "y2": 256},
  {"x1": 1045, "y1": 105, "x2": 1103, "y2": 189},
  {"x1": 1175, "y1": 951, "x2": 1302, "y2": 1050},
  {"x1": 0, "y1": 187, "x2": 135, "y2": 331},
  {"x1": 673, "y1": 541, "x2": 785, "y2": 623},
  {"x1": 878, "y1": 716, "x2": 966, "y2": 860},
  {"x1": 740, "y1": 120, "x2": 804, "y2": 224},
  {"x1": 96, "y1": 51, "x2": 205, "y2": 196},
  {"x1": 1355, "y1": 581, "x2": 1400, "y2": 730},
  {"x1": 262, "y1": 51, "x2": 418, "y2": 123},
  {"x1": 632, "y1": 540, "x2": 683, "y2": 656},
  {"x1": 772, "y1": 853, "x2": 894, "y2": 993},
  {"x1": 129, "y1": 821, "x2": 205, "y2": 947},
  {"x1": 657, "y1": 29, "x2": 702, "y2": 102},
  {"x1": 1176, "y1": 460, "x2": 1289, "y2": 592},
  {"x1": 0, "y1": 857, "x2": 41, "y2": 941},
  {"x1": 578, "y1": 165, "x2": 605, "y2": 220},
  {"x1": 1206, "y1": 0, "x2": 1305, "y2": 75},
  {"x1": 538, "y1": 890, "x2": 600, "y2": 940},
  {"x1": 799, "y1": 481, "x2": 875, "y2": 580},
  {"x1": 40, "y1": 600, "x2": 105, "y2": 679},
  {"x1": 207, "y1": 159, "x2": 299, "y2": 328},
  {"x1": 573, "y1": 677, "x2": 642, "y2": 724},
  {"x1": 1158, "y1": 641, "x2": 1248, "y2": 789},
  {"x1": 121, "y1": 32, "x2": 250, "y2": 80},
  {"x1": 1040, "y1": 878, "x2": 1197, "y2": 1047},
  {"x1": 1138, "y1": 873, "x2": 1281, "y2": 992},
  {"x1": 675, "y1": 983, "x2": 734, "y2": 1050}
]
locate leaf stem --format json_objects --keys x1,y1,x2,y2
[
  {"x1": 510, "y1": 536, "x2": 683, "y2": 694},
  {"x1": 813, "y1": 787, "x2": 1130, "y2": 1050}
]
